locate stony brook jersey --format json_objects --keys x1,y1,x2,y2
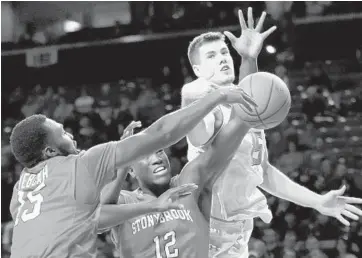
[
  {"x1": 9, "y1": 155, "x2": 103, "y2": 258},
  {"x1": 186, "y1": 103, "x2": 273, "y2": 257},
  {"x1": 111, "y1": 177, "x2": 209, "y2": 258}
]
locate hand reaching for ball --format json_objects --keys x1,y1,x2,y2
[{"x1": 216, "y1": 86, "x2": 258, "y2": 112}]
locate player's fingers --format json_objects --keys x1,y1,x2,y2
[
  {"x1": 339, "y1": 196, "x2": 362, "y2": 204},
  {"x1": 238, "y1": 9, "x2": 248, "y2": 30},
  {"x1": 261, "y1": 26, "x2": 277, "y2": 40},
  {"x1": 224, "y1": 31, "x2": 237, "y2": 44},
  {"x1": 342, "y1": 210, "x2": 359, "y2": 221},
  {"x1": 168, "y1": 203, "x2": 185, "y2": 210},
  {"x1": 255, "y1": 11, "x2": 266, "y2": 32},
  {"x1": 239, "y1": 100, "x2": 253, "y2": 112},
  {"x1": 169, "y1": 184, "x2": 198, "y2": 196},
  {"x1": 247, "y1": 7, "x2": 254, "y2": 28},
  {"x1": 336, "y1": 214, "x2": 350, "y2": 226},
  {"x1": 241, "y1": 92, "x2": 258, "y2": 107},
  {"x1": 128, "y1": 121, "x2": 142, "y2": 130},
  {"x1": 177, "y1": 192, "x2": 193, "y2": 199},
  {"x1": 345, "y1": 204, "x2": 362, "y2": 216}
]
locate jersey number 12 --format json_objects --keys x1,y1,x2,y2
[
  {"x1": 154, "y1": 231, "x2": 179, "y2": 258},
  {"x1": 14, "y1": 182, "x2": 45, "y2": 226}
]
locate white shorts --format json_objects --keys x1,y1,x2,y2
[{"x1": 209, "y1": 218, "x2": 254, "y2": 258}]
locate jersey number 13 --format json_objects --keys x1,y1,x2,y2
[{"x1": 154, "y1": 231, "x2": 179, "y2": 258}]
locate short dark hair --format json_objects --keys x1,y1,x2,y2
[
  {"x1": 10, "y1": 114, "x2": 48, "y2": 167},
  {"x1": 187, "y1": 32, "x2": 225, "y2": 65}
]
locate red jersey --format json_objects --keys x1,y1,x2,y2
[
  {"x1": 111, "y1": 176, "x2": 209, "y2": 258},
  {"x1": 10, "y1": 142, "x2": 118, "y2": 258}
]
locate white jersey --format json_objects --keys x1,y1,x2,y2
[{"x1": 183, "y1": 79, "x2": 272, "y2": 257}]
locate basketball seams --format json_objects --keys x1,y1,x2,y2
[
  {"x1": 249, "y1": 75, "x2": 267, "y2": 129},
  {"x1": 259, "y1": 78, "x2": 274, "y2": 116},
  {"x1": 260, "y1": 92, "x2": 290, "y2": 122},
  {"x1": 235, "y1": 73, "x2": 291, "y2": 129},
  {"x1": 237, "y1": 76, "x2": 256, "y2": 116}
]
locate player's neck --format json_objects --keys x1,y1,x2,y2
[
  {"x1": 206, "y1": 80, "x2": 234, "y2": 88},
  {"x1": 141, "y1": 183, "x2": 169, "y2": 198}
]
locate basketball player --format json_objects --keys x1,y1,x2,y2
[
  {"x1": 182, "y1": 8, "x2": 362, "y2": 257},
  {"x1": 9, "y1": 86, "x2": 251, "y2": 258},
  {"x1": 99, "y1": 99, "x2": 256, "y2": 258}
]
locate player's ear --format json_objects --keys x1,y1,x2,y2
[
  {"x1": 192, "y1": 64, "x2": 202, "y2": 77},
  {"x1": 43, "y1": 146, "x2": 60, "y2": 158},
  {"x1": 128, "y1": 167, "x2": 136, "y2": 178}
]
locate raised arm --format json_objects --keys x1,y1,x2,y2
[
  {"x1": 79, "y1": 87, "x2": 253, "y2": 196},
  {"x1": 177, "y1": 105, "x2": 251, "y2": 200},
  {"x1": 183, "y1": 9, "x2": 275, "y2": 149},
  {"x1": 224, "y1": 8, "x2": 276, "y2": 82},
  {"x1": 260, "y1": 149, "x2": 362, "y2": 227}
]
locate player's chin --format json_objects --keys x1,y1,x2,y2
[
  {"x1": 152, "y1": 173, "x2": 172, "y2": 186},
  {"x1": 217, "y1": 73, "x2": 235, "y2": 84}
]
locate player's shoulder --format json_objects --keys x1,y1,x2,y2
[
  {"x1": 182, "y1": 78, "x2": 213, "y2": 97},
  {"x1": 119, "y1": 189, "x2": 140, "y2": 204},
  {"x1": 170, "y1": 175, "x2": 180, "y2": 187}
]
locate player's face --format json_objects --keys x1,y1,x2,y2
[
  {"x1": 194, "y1": 40, "x2": 235, "y2": 86},
  {"x1": 136, "y1": 150, "x2": 171, "y2": 188},
  {"x1": 44, "y1": 119, "x2": 79, "y2": 156}
]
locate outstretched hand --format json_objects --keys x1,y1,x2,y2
[
  {"x1": 224, "y1": 7, "x2": 277, "y2": 59},
  {"x1": 154, "y1": 183, "x2": 198, "y2": 212},
  {"x1": 120, "y1": 121, "x2": 142, "y2": 140},
  {"x1": 217, "y1": 86, "x2": 258, "y2": 112},
  {"x1": 315, "y1": 185, "x2": 362, "y2": 226}
]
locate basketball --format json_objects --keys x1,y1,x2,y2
[{"x1": 237, "y1": 72, "x2": 291, "y2": 130}]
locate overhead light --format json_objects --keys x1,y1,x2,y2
[
  {"x1": 64, "y1": 20, "x2": 81, "y2": 33},
  {"x1": 266, "y1": 45, "x2": 276, "y2": 54}
]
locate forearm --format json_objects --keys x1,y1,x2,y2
[
  {"x1": 239, "y1": 57, "x2": 258, "y2": 83},
  {"x1": 145, "y1": 91, "x2": 224, "y2": 147},
  {"x1": 261, "y1": 164, "x2": 322, "y2": 209},
  {"x1": 197, "y1": 106, "x2": 250, "y2": 188},
  {"x1": 115, "y1": 91, "x2": 225, "y2": 167},
  {"x1": 98, "y1": 202, "x2": 157, "y2": 231},
  {"x1": 100, "y1": 168, "x2": 128, "y2": 204}
]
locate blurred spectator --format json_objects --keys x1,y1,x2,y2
[
  {"x1": 137, "y1": 86, "x2": 166, "y2": 126},
  {"x1": 262, "y1": 229, "x2": 282, "y2": 257},
  {"x1": 306, "y1": 62, "x2": 333, "y2": 93},
  {"x1": 275, "y1": 64, "x2": 290, "y2": 88},
  {"x1": 21, "y1": 84, "x2": 47, "y2": 117},
  {"x1": 114, "y1": 93, "x2": 138, "y2": 125},
  {"x1": 312, "y1": 213, "x2": 341, "y2": 241},
  {"x1": 74, "y1": 86, "x2": 95, "y2": 114},
  {"x1": 97, "y1": 105, "x2": 118, "y2": 142},
  {"x1": 6, "y1": 87, "x2": 26, "y2": 120},
  {"x1": 302, "y1": 86, "x2": 327, "y2": 123},
  {"x1": 18, "y1": 22, "x2": 37, "y2": 46},
  {"x1": 249, "y1": 238, "x2": 268, "y2": 258},
  {"x1": 281, "y1": 249, "x2": 297, "y2": 258},
  {"x1": 78, "y1": 116, "x2": 98, "y2": 149},
  {"x1": 305, "y1": 2, "x2": 332, "y2": 17},
  {"x1": 53, "y1": 97, "x2": 75, "y2": 123},
  {"x1": 301, "y1": 235, "x2": 328, "y2": 258},
  {"x1": 298, "y1": 122, "x2": 318, "y2": 149},
  {"x1": 96, "y1": 83, "x2": 117, "y2": 108},
  {"x1": 276, "y1": 134, "x2": 304, "y2": 175}
]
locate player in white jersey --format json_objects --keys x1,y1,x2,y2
[{"x1": 182, "y1": 8, "x2": 362, "y2": 258}]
